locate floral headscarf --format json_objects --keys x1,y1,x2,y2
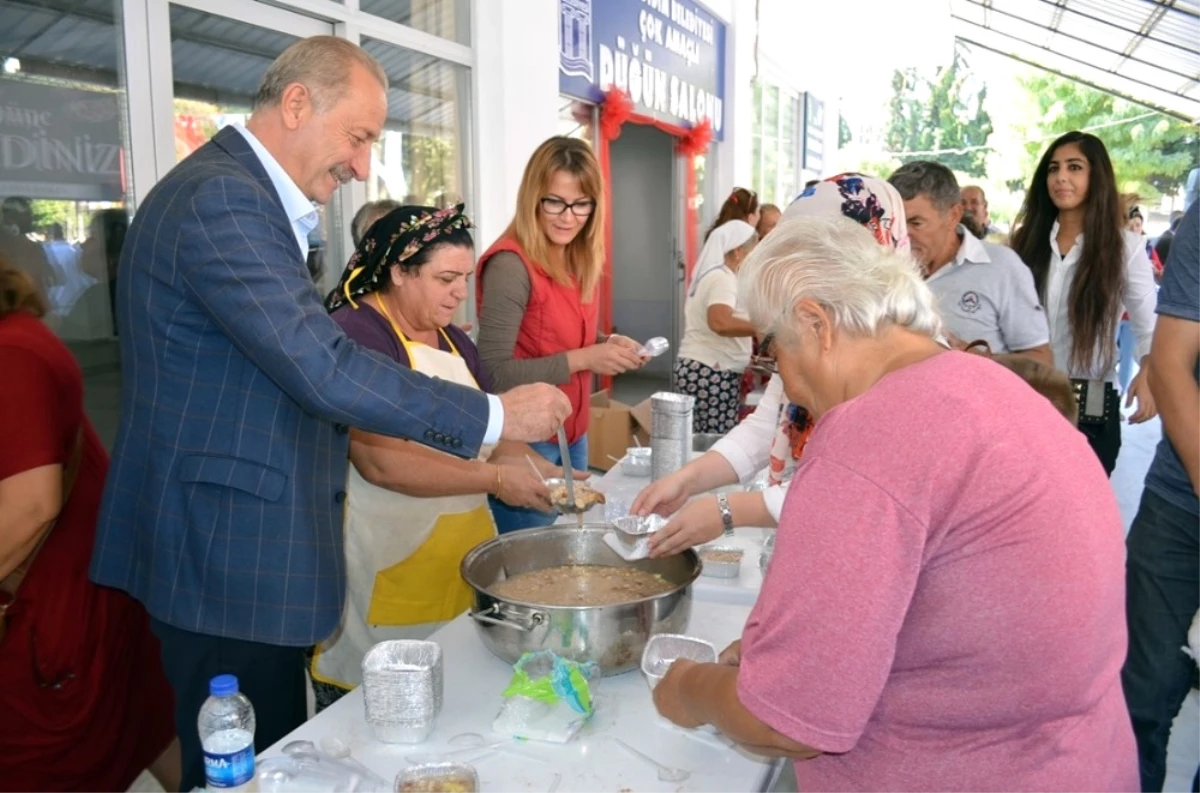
[
  {"x1": 324, "y1": 203, "x2": 473, "y2": 313},
  {"x1": 782, "y1": 173, "x2": 909, "y2": 252},
  {"x1": 766, "y1": 174, "x2": 910, "y2": 487}
]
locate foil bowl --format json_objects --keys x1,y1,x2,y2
[
  {"x1": 640, "y1": 633, "x2": 717, "y2": 689},
  {"x1": 698, "y1": 545, "x2": 744, "y2": 579},
  {"x1": 362, "y1": 640, "x2": 444, "y2": 744},
  {"x1": 395, "y1": 762, "x2": 479, "y2": 793},
  {"x1": 619, "y1": 447, "x2": 652, "y2": 477}
]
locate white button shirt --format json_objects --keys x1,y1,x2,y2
[
  {"x1": 231, "y1": 124, "x2": 319, "y2": 259},
  {"x1": 1045, "y1": 221, "x2": 1157, "y2": 381}
]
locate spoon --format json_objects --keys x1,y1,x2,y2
[{"x1": 611, "y1": 737, "x2": 691, "y2": 783}]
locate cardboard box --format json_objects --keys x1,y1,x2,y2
[{"x1": 588, "y1": 391, "x2": 651, "y2": 471}]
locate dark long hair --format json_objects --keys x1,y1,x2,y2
[
  {"x1": 705, "y1": 187, "x2": 759, "y2": 241},
  {"x1": 1010, "y1": 131, "x2": 1124, "y2": 373}
]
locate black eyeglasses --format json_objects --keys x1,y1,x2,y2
[
  {"x1": 540, "y1": 197, "x2": 595, "y2": 217},
  {"x1": 749, "y1": 334, "x2": 778, "y2": 374}
]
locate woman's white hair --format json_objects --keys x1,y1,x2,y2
[{"x1": 738, "y1": 215, "x2": 941, "y2": 345}]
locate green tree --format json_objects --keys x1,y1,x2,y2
[
  {"x1": 1013, "y1": 72, "x2": 1198, "y2": 202},
  {"x1": 885, "y1": 42, "x2": 994, "y2": 177},
  {"x1": 402, "y1": 133, "x2": 458, "y2": 206},
  {"x1": 30, "y1": 200, "x2": 73, "y2": 234}
]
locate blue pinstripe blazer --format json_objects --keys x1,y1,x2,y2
[{"x1": 89, "y1": 127, "x2": 489, "y2": 646}]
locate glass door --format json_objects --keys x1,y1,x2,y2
[{"x1": 150, "y1": 0, "x2": 342, "y2": 290}]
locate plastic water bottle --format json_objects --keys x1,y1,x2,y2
[{"x1": 199, "y1": 674, "x2": 257, "y2": 790}]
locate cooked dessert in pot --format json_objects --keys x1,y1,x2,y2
[{"x1": 488, "y1": 564, "x2": 672, "y2": 606}]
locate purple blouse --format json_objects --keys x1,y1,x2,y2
[{"x1": 331, "y1": 302, "x2": 492, "y2": 393}]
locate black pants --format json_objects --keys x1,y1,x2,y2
[
  {"x1": 1077, "y1": 386, "x2": 1122, "y2": 476},
  {"x1": 1121, "y1": 490, "x2": 1200, "y2": 793},
  {"x1": 150, "y1": 619, "x2": 307, "y2": 792}
]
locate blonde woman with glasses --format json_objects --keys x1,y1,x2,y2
[{"x1": 476, "y1": 136, "x2": 647, "y2": 532}]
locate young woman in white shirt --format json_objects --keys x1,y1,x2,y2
[{"x1": 1010, "y1": 131, "x2": 1157, "y2": 476}]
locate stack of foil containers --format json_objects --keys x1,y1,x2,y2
[
  {"x1": 361, "y1": 639, "x2": 443, "y2": 744},
  {"x1": 650, "y1": 392, "x2": 694, "y2": 481}
]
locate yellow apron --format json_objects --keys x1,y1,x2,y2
[{"x1": 314, "y1": 309, "x2": 496, "y2": 689}]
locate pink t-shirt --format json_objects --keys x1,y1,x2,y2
[{"x1": 738, "y1": 351, "x2": 1138, "y2": 792}]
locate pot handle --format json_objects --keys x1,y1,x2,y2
[{"x1": 468, "y1": 603, "x2": 546, "y2": 632}]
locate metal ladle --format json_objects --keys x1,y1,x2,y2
[{"x1": 528, "y1": 455, "x2": 591, "y2": 516}]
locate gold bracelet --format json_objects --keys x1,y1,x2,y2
[{"x1": 494, "y1": 465, "x2": 502, "y2": 497}]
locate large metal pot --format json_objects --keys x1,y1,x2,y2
[{"x1": 460, "y1": 526, "x2": 700, "y2": 675}]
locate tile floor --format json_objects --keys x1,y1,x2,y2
[{"x1": 97, "y1": 368, "x2": 1195, "y2": 792}]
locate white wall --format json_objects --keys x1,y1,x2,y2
[
  {"x1": 706, "y1": 0, "x2": 749, "y2": 225},
  {"x1": 469, "y1": 0, "x2": 749, "y2": 256},
  {"x1": 470, "y1": 0, "x2": 561, "y2": 283}
]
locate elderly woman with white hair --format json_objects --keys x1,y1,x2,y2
[
  {"x1": 652, "y1": 215, "x2": 1138, "y2": 790},
  {"x1": 637, "y1": 174, "x2": 910, "y2": 554},
  {"x1": 674, "y1": 219, "x2": 759, "y2": 433}
]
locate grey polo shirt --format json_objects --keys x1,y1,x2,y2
[{"x1": 926, "y1": 227, "x2": 1050, "y2": 354}]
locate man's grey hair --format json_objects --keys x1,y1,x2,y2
[
  {"x1": 888, "y1": 161, "x2": 962, "y2": 213},
  {"x1": 351, "y1": 199, "x2": 401, "y2": 245},
  {"x1": 738, "y1": 215, "x2": 941, "y2": 347},
  {"x1": 253, "y1": 36, "x2": 388, "y2": 114},
  {"x1": 961, "y1": 184, "x2": 987, "y2": 205}
]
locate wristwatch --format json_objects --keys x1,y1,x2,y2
[{"x1": 715, "y1": 493, "x2": 736, "y2": 537}]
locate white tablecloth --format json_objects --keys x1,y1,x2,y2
[{"x1": 262, "y1": 601, "x2": 780, "y2": 792}]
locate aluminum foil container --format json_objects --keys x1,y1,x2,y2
[
  {"x1": 641, "y1": 634, "x2": 717, "y2": 689},
  {"x1": 651, "y1": 393, "x2": 694, "y2": 481},
  {"x1": 698, "y1": 545, "x2": 744, "y2": 579},
  {"x1": 395, "y1": 762, "x2": 479, "y2": 793},
  {"x1": 362, "y1": 640, "x2": 443, "y2": 744},
  {"x1": 619, "y1": 447, "x2": 652, "y2": 477},
  {"x1": 610, "y1": 514, "x2": 666, "y2": 552},
  {"x1": 650, "y1": 392, "x2": 695, "y2": 413}
]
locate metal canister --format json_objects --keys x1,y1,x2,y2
[{"x1": 650, "y1": 392, "x2": 694, "y2": 481}]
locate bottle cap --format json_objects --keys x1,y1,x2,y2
[{"x1": 210, "y1": 674, "x2": 239, "y2": 697}]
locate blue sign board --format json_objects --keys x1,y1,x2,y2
[{"x1": 559, "y1": 0, "x2": 727, "y2": 141}]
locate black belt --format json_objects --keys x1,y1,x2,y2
[{"x1": 1070, "y1": 379, "x2": 1117, "y2": 425}]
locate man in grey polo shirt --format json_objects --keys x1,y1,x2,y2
[{"x1": 890, "y1": 162, "x2": 1051, "y2": 364}]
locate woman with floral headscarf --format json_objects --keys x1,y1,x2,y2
[
  {"x1": 310, "y1": 205, "x2": 584, "y2": 708},
  {"x1": 635, "y1": 174, "x2": 910, "y2": 554}
]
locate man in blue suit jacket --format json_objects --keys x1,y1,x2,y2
[{"x1": 89, "y1": 37, "x2": 569, "y2": 788}]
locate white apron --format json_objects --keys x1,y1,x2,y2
[{"x1": 313, "y1": 315, "x2": 496, "y2": 689}]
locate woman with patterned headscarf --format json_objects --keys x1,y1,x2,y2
[
  {"x1": 310, "y1": 205, "x2": 584, "y2": 709},
  {"x1": 634, "y1": 174, "x2": 910, "y2": 554}
]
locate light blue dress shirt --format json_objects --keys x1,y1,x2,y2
[
  {"x1": 230, "y1": 123, "x2": 505, "y2": 443},
  {"x1": 232, "y1": 124, "x2": 320, "y2": 258}
]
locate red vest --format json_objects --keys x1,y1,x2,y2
[{"x1": 477, "y1": 237, "x2": 598, "y2": 444}]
